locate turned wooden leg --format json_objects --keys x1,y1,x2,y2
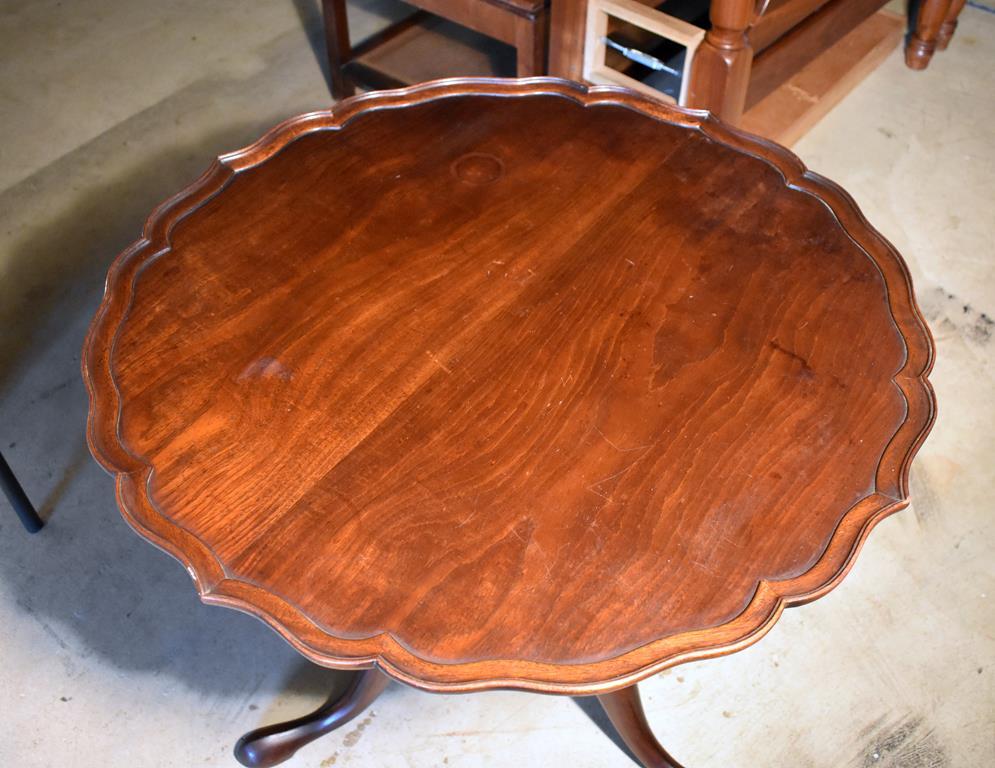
[
  {"x1": 596, "y1": 684, "x2": 686, "y2": 768},
  {"x1": 685, "y1": 0, "x2": 754, "y2": 124},
  {"x1": 234, "y1": 668, "x2": 390, "y2": 767},
  {"x1": 321, "y1": 0, "x2": 355, "y2": 100},
  {"x1": 906, "y1": 0, "x2": 955, "y2": 70},
  {"x1": 936, "y1": 0, "x2": 967, "y2": 50}
]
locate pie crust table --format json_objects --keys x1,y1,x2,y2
[{"x1": 83, "y1": 78, "x2": 936, "y2": 767}]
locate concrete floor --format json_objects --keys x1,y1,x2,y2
[{"x1": 1, "y1": 1, "x2": 993, "y2": 766}]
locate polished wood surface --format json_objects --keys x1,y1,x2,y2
[{"x1": 84, "y1": 78, "x2": 935, "y2": 696}]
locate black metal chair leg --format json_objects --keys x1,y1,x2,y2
[{"x1": 0, "y1": 451, "x2": 43, "y2": 533}]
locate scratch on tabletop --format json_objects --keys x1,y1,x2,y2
[
  {"x1": 425, "y1": 350, "x2": 453, "y2": 374},
  {"x1": 594, "y1": 425, "x2": 654, "y2": 453}
]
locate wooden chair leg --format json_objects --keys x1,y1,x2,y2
[
  {"x1": 596, "y1": 684, "x2": 686, "y2": 768},
  {"x1": 515, "y1": 10, "x2": 550, "y2": 77},
  {"x1": 685, "y1": 0, "x2": 753, "y2": 124},
  {"x1": 936, "y1": 0, "x2": 966, "y2": 50},
  {"x1": 905, "y1": 0, "x2": 955, "y2": 70},
  {"x1": 321, "y1": 0, "x2": 355, "y2": 100},
  {"x1": 234, "y1": 668, "x2": 389, "y2": 767}
]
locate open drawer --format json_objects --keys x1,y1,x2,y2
[{"x1": 583, "y1": 0, "x2": 708, "y2": 106}]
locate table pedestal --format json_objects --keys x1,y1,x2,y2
[{"x1": 234, "y1": 669, "x2": 685, "y2": 768}]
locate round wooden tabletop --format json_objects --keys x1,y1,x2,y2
[{"x1": 84, "y1": 79, "x2": 935, "y2": 695}]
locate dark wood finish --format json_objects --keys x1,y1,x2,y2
[
  {"x1": 906, "y1": 0, "x2": 953, "y2": 68},
  {"x1": 745, "y1": 0, "x2": 889, "y2": 109},
  {"x1": 935, "y1": 0, "x2": 966, "y2": 50},
  {"x1": 597, "y1": 684, "x2": 685, "y2": 768},
  {"x1": 321, "y1": 0, "x2": 433, "y2": 99},
  {"x1": 234, "y1": 668, "x2": 389, "y2": 767},
  {"x1": 686, "y1": 0, "x2": 754, "y2": 122},
  {"x1": 84, "y1": 78, "x2": 934, "y2": 704},
  {"x1": 322, "y1": 0, "x2": 548, "y2": 96},
  {"x1": 321, "y1": 0, "x2": 354, "y2": 100},
  {"x1": 516, "y1": 6, "x2": 551, "y2": 75}
]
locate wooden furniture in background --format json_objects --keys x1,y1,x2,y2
[
  {"x1": 906, "y1": 0, "x2": 967, "y2": 69},
  {"x1": 550, "y1": 0, "x2": 969, "y2": 125},
  {"x1": 582, "y1": 0, "x2": 705, "y2": 104},
  {"x1": 84, "y1": 79, "x2": 935, "y2": 766},
  {"x1": 321, "y1": 0, "x2": 549, "y2": 98},
  {"x1": 739, "y1": 9, "x2": 903, "y2": 145}
]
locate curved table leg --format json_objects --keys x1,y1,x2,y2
[
  {"x1": 596, "y1": 684, "x2": 686, "y2": 768},
  {"x1": 234, "y1": 668, "x2": 390, "y2": 767}
]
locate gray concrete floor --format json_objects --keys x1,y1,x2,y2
[{"x1": 1, "y1": 1, "x2": 993, "y2": 766}]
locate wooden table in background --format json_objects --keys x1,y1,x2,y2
[
  {"x1": 549, "y1": 0, "x2": 967, "y2": 134},
  {"x1": 84, "y1": 78, "x2": 935, "y2": 767}
]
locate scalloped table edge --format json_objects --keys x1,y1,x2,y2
[{"x1": 82, "y1": 77, "x2": 936, "y2": 696}]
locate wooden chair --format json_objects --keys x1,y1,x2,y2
[{"x1": 321, "y1": 0, "x2": 550, "y2": 100}]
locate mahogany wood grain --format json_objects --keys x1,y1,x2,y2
[{"x1": 83, "y1": 78, "x2": 935, "y2": 697}]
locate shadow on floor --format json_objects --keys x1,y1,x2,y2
[
  {"x1": 1, "y1": 0, "x2": 527, "y2": 735},
  {"x1": 0, "y1": 114, "x2": 360, "y2": 704},
  {"x1": 0, "y1": 0, "x2": 443, "y2": 720},
  {"x1": 574, "y1": 697, "x2": 642, "y2": 766},
  {"x1": 290, "y1": 0, "x2": 333, "y2": 91}
]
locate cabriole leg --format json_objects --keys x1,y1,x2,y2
[
  {"x1": 234, "y1": 668, "x2": 390, "y2": 767},
  {"x1": 596, "y1": 683, "x2": 687, "y2": 768}
]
